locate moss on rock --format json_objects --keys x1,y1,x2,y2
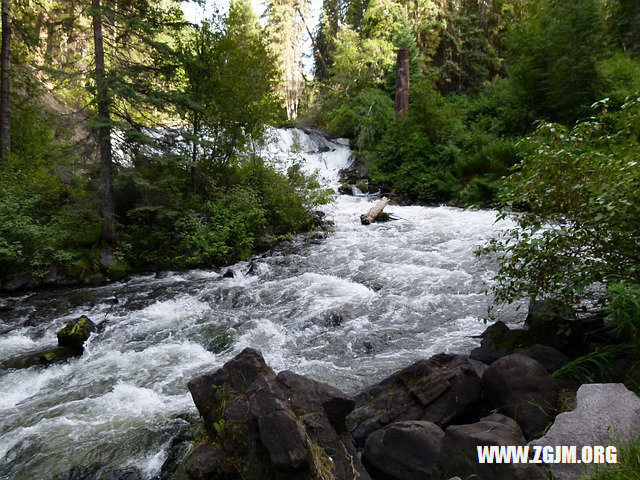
[{"x1": 57, "y1": 315, "x2": 97, "y2": 349}]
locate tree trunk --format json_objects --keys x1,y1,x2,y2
[
  {"x1": 395, "y1": 49, "x2": 409, "y2": 117},
  {"x1": 0, "y1": 0, "x2": 11, "y2": 162},
  {"x1": 92, "y1": 0, "x2": 116, "y2": 244},
  {"x1": 360, "y1": 197, "x2": 389, "y2": 225}
]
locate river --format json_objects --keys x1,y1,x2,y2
[{"x1": 0, "y1": 128, "x2": 523, "y2": 479}]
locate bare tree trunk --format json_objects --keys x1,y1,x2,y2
[
  {"x1": 0, "y1": 0, "x2": 11, "y2": 162},
  {"x1": 361, "y1": 197, "x2": 389, "y2": 225},
  {"x1": 92, "y1": 0, "x2": 116, "y2": 244},
  {"x1": 395, "y1": 49, "x2": 409, "y2": 118}
]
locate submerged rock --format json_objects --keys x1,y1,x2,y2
[
  {"x1": 346, "y1": 354, "x2": 482, "y2": 447},
  {"x1": 530, "y1": 383, "x2": 640, "y2": 480},
  {"x1": 0, "y1": 346, "x2": 82, "y2": 370},
  {"x1": 57, "y1": 315, "x2": 97, "y2": 350},
  {"x1": 174, "y1": 348, "x2": 369, "y2": 480},
  {"x1": 482, "y1": 354, "x2": 559, "y2": 439}
]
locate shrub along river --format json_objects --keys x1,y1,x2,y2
[{"x1": 0, "y1": 128, "x2": 524, "y2": 479}]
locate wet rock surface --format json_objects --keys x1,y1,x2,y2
[{"x1": 57, "y1": 315, "x2": 97, "y2": 349}]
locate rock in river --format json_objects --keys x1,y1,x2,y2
[
  {"x1": 173, "y1": 348, "x2": 369, "y2": 480},
  {"x1": 57, "y1": 315, "x2": 97, "y2": 350}
]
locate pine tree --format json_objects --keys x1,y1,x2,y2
[
  {"x1": 265, "y1": 0, "x2": 309, "y2": 120},
  {"x1": 0, "y1": 0, "x2": 10, "y2": 161}
]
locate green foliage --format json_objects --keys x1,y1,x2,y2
[
  {"x1": 485, "y1": 97, "x2": 640, "y2": 306},
  {"x1": 585, "y1": 438, "x2": 640, "y2": 480},
  {"x1": 552, "y1": 345, "x2": 632, "y2": 384},
  {"x1": 327, "y1": 88, "x2": 395, "y2": 148},
  {"x1": 0, "y1": 97, "x2": 101, "y2": 277},
  {"x1": 606, "y1": 283, "x2": 640, "y2": 342},
  {"x1": 507, "y1": 0, "x2": 607, "y2": 123},
  {"x1": 598, "y1": 53, "x2": 640, "y2": 107}
]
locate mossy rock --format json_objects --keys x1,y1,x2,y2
[
  {"x1": 57, "y1": 315, "x2": 97, "y2": 349},
  {"x1": 0, "y1": 346, "x2": 82, "y2": 370},
  {"x1": 356, "y1": 181, "x2": 369, "y2": 193},
  {"x1": 40, "y1": 346, "x2": 83, "y2": 365}
]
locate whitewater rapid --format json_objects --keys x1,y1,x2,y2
[{"x1": 0, "y1": 128, "x2": 522, "y2": 479}]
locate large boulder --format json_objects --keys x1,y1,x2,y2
[
  {"x1": 440, "y1": 415, "x2": 548, "y2": 480},
  {"x1": 517, "y1": 344, "x2": 570, "y2": 374},
  {"x1": 482, "y1": 354, "x2": 559, "y2": 439},
  {"x1": 529, "y1": 383, "x2": 640, "y2": 480},
  {"x1": 346, "y1": 354, "x2": 482, "y2": 447},
  {"x1": 174, "y1": 348, "x2": 369, "y2": 480},
  {"x1": 362, "y1": 421, "x2": 444, "y2": 480},
  {"x1": 57, "y1": 315, "x2": 97, "y2": 350}
]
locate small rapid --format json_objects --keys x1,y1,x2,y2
[{"x1": 0, "y1": 128, "x2": 522, "y2": 479}]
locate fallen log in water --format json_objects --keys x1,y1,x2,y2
[{"x1": 361, "y1": 197, "x2": 389, "y2": 225}]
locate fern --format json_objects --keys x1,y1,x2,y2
[{"x1": 552, "y1": 345, "x2": 634, "y2": 383}]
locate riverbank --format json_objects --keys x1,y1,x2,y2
[{"x1": 169, "y1": 299, "x2": 640, "y2": 480}]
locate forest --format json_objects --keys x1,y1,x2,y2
[
  {"x1": 1, "y1": 0, "x2": 640, "y2": 478},
  {"x1": 0, "y1": 0, "x2": 638, "y2": 285}
]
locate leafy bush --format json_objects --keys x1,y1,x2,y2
[
  {"x1": 598, "y1": 53, "x2": 640, "y2": 107},
  {"x1": 327, "y1": 88, "x2": 394, "y2": 149},
  {"x1": 0, "y1": 98, "x2": 101, "y2": 278},
  {"x1": 484, "y1": 96, "x2": 640, "y2": 306}
]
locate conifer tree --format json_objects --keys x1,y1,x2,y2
[{"x1": 265, "y1": 0, "x2": 309, "y2": 120}]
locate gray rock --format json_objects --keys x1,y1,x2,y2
[
  {"x1": 0, "y1": 346, "x2": 82, "y2": 370},
  {"x1": 529, "y1": 383, "x2": 640, "y2": 480},
  {"x1": 482, "y1": 354, "x2": 559, "y2": 439},
  {"x1": 525, "y1": 299, "x2": 576, "y2": 327},
  {"x1": 347, "y1": 354, "x2": 482, "y2": 447},
  {"x1": 440, "y1": 418, "x2": 548, "y2": 480},
  {"x1": 362, "y1": 421, "x2": 444, "y2": 480},
  {"x1": 258, "y1": 409, "x2": 311, "y2": 471},
  {"x1": 470, "y1": 321, "x2": 529, "y2": 364}
]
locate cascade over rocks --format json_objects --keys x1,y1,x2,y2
[
  {"x1": 362, "y1": 421, "x2": 444, "y2": 480},
  {"x1": 439, "y1": 414, "x2": 549, "y2": 480},
  {"x1": 174, "y1": 348, "x2": 369, "y2": 480},
  {"x1": 530, "y1": 383, "x2": 640, "y2": 480},
  {"x1": 346, "y1": 354, "x2": 482, "y2": 447},
  {"x1": 482, "y1": 354, "x2": 559, "y2": 439}
]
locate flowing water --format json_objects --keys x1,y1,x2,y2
[{"x1": 0, "y1": 128, "x2": 523, "y2": 480}]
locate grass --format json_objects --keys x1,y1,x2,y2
[{"x1": 583, "y1": 438, "x2": 640, "y2": 479}]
